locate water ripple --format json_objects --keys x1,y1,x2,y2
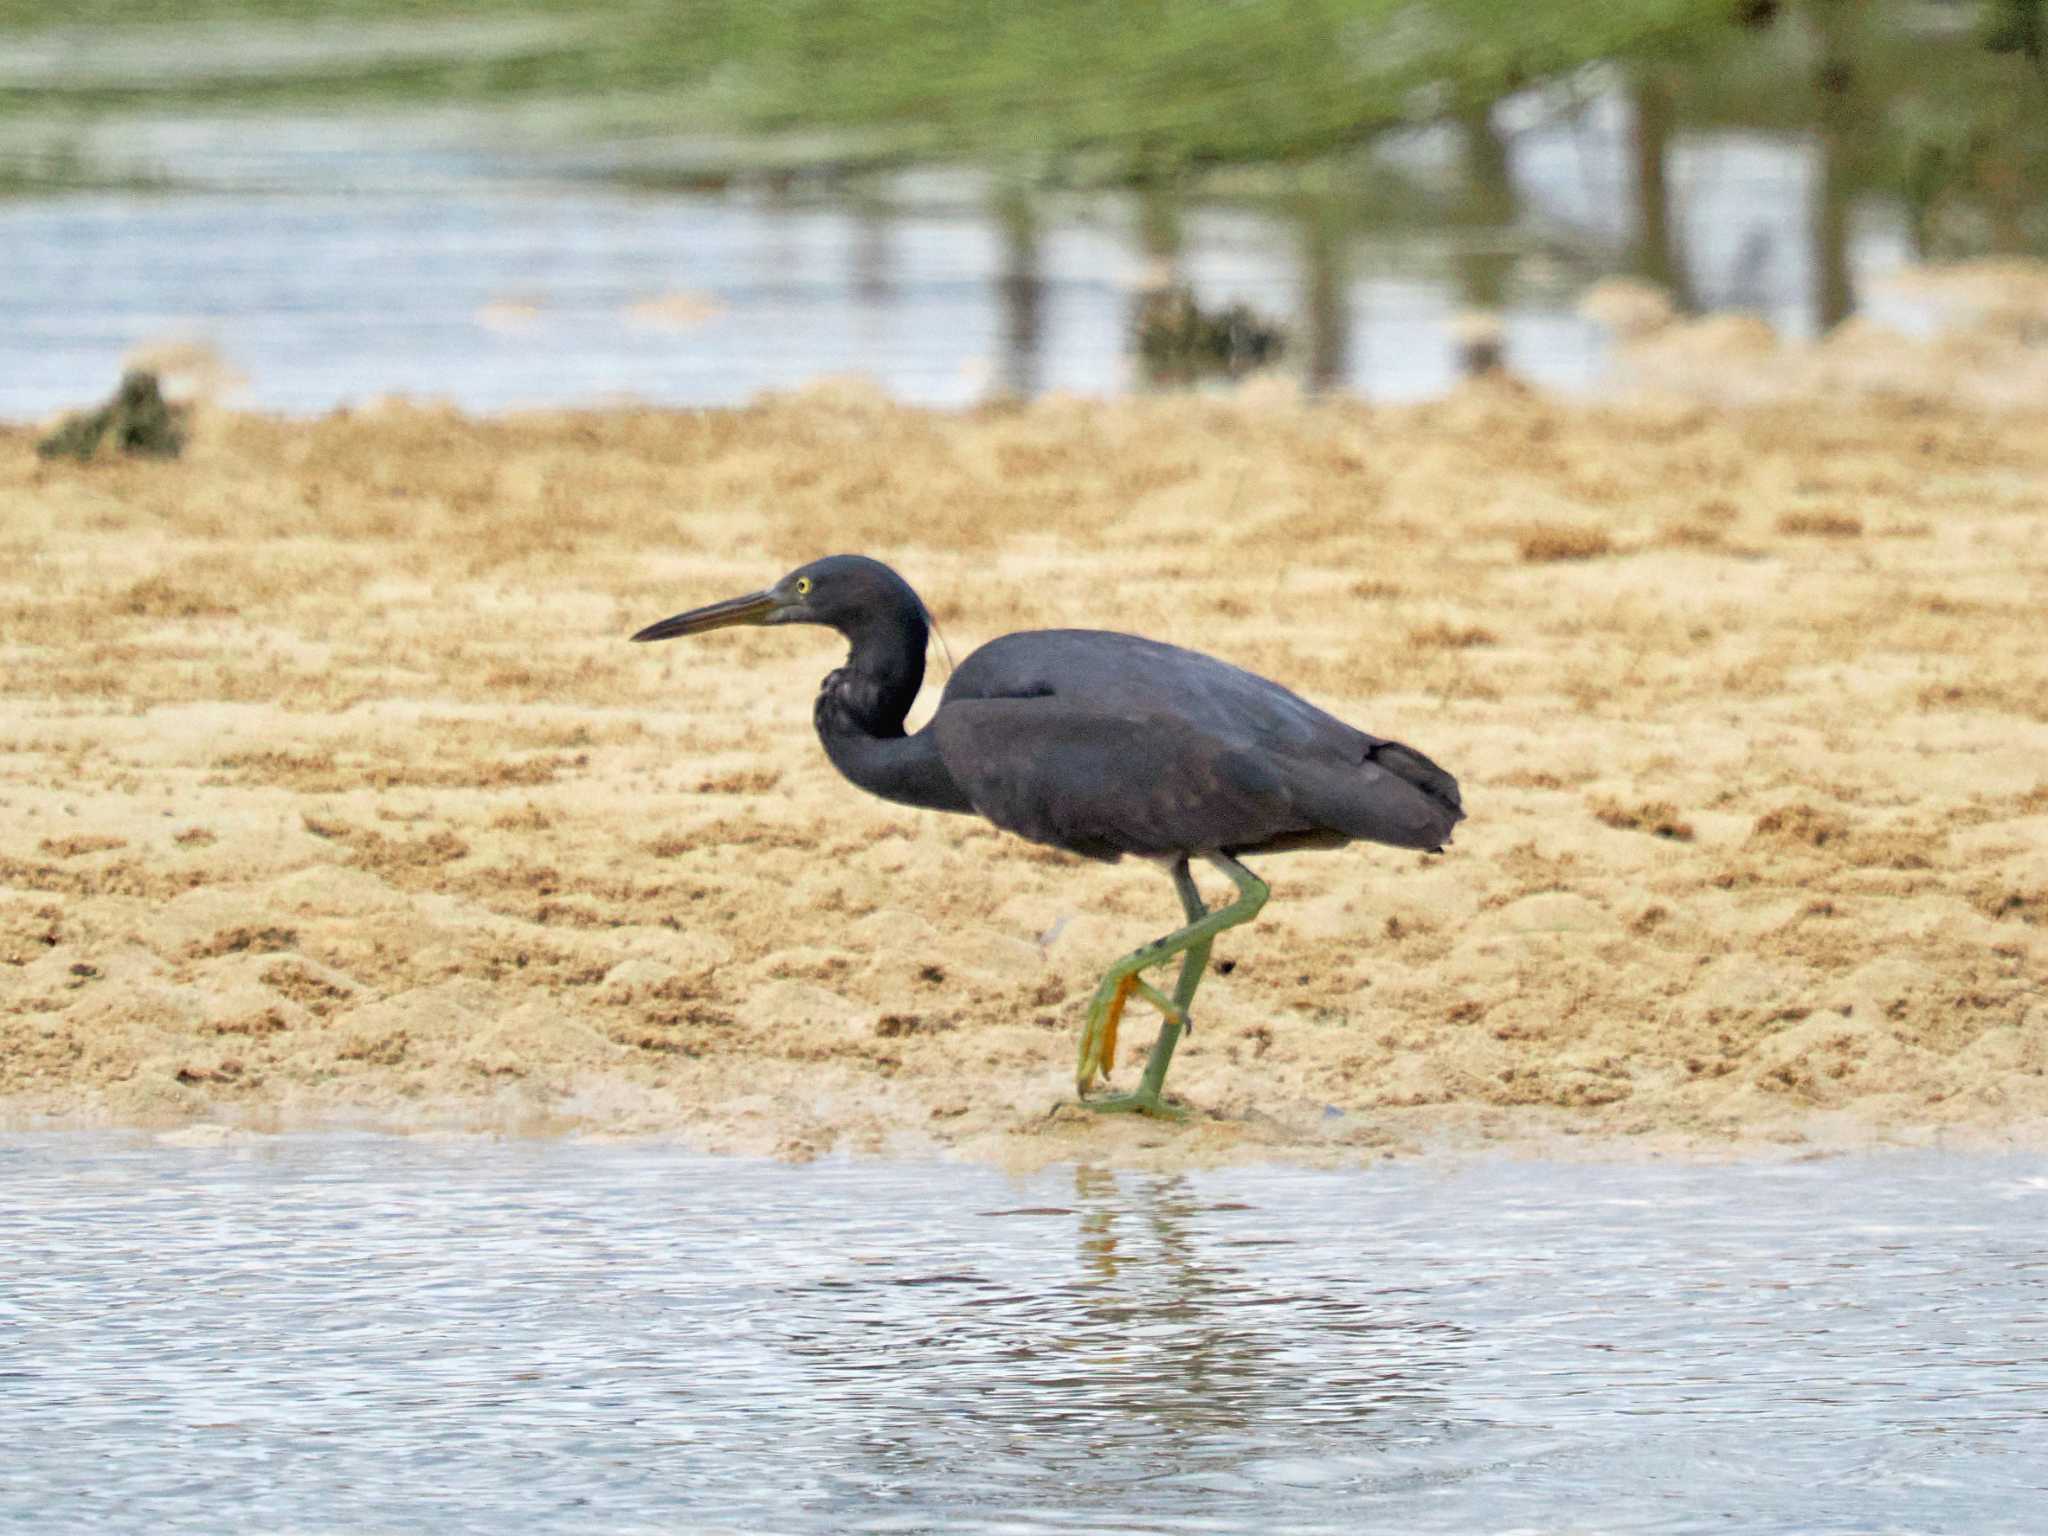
[{"x1": 2, "y1": 1137, "x2": 2043, "y2": 1533}]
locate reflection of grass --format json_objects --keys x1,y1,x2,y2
[
  {"x1": 0, "y1": 135, "x2": 175, "y2": 194},
  {"x1": 0, "y1": 0, "x2": 1728, "y2": 164},
  {"x1": 1, "y1": 0, "x2": 2042, "y2": 251},
  {"x1": 1654, "y1": 2, "x2": 2048, "y2": 255},
  {"x1": 0, "y1": 0, "x2": 565, "y2": 28},
  {"x1": 0, "y1": 6, "x2": 622, "y2": 115},
  {"x1": 696, "y1": 0, "x2": 1733, "y2": 165}
]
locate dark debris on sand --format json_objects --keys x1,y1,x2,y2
[{"x1": 38, "y1": 371, "x2": 187, "y2": 462}]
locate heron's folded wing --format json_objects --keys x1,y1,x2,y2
[
  {"x1": 942, "y1": 630, "x2": 1463, "y2": 849},
  {"x1": 930, "y1": 698, "x2": 1317, "y2": 861},
  {"x1": 946, "y1": 629, "x2": 1366, "y2": 763}
]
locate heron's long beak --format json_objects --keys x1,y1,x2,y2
[{"x1": 630, "y1": 589, "x2": 778, "y2": 643}]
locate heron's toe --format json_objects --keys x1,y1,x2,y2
[{"x1": 1079, "y1": 1089, "x2": 1189, "y2": 1121}]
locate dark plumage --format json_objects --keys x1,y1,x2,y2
[
  {"x1": 936, "y1": 629, "x2": 1461, "y2": 861},
  {"x1": 632, "y1": 554, "x2": 1464, "y2": 1117}
]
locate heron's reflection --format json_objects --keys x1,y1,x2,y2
[{"x1": 762, "y1": 1164, "x2": 1469, "y2": 1506}]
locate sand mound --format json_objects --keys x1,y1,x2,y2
[
  {"x1": 3, "y1": 383, "x2": 2044, "y2": 1165},
  {"x1": 1585, "y1": 259, "x2": 2048, "y2": 410}
]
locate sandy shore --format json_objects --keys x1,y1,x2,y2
[{"x1": 4, "y1": 374, "x2": 2045, "y2": 1166}]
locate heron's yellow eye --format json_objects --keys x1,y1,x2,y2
[{"x1": 795, "y1": 577, "x2": 813, "y2": 596}]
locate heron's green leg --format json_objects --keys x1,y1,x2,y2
[
  {"x1": 1076, "y1": 855, "x2": 1268, "y2": 1117},
  {"x1": 1076, "y1": 859, "x2": 1209, "y2": 1094}
]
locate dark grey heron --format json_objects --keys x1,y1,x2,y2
[{"x1": 631, "y1": 555, "x2": 1463, "y2": 1118}]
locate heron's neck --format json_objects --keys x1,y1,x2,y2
[{"x1": 813, "y1": 615, "x2": 974, "y2": 816}]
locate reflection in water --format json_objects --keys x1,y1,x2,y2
[
  {"x1": 3, "y1": 1137, "x2": 2045, "y2": 1534},
  {"x1": 1626, "y1": 71, "x2": 1693, "y2": 311},
  {"x1": 1136, "y1": 177, "x2": 1184, "y2": 275},
  {"x1": 1062, "y1": 1165, "x2": 1457, "y2": 1444},
  {"x1": 1809, "y1": 0, "x2": 1861, "y2": 329},
  {"x1": 994, "y1": 183, "x2": 1043, "y2": 399},
  {"x1": 1728, "y1": 223, "x2": 1778, "y2": 312},
  {"x1": 1294, "y1": 189, "x2": 1351, "y2": 390},
  {"x1": 4, "y1": 8, "x2": 2047, "y2": 417},
  {"x1": 3, "y1": 57, "x2": 2036, "y2": 417},
  {"x1": 768, "y1": 1163, "x2": 1463, "y2": 1501},
  {"x1": 1452, "y1": 107, "x2": 1518, "y2": 314},
  {"x1": 850, "y1": 178, "x2": 896, "y2": 306}
]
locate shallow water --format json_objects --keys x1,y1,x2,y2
[
  {"x1": 3, "y1": 1136, "x2": 2043, "y2": 1534},
  {"x1": 0, "y1": 101, "x2": 1932, "y2": 419}
]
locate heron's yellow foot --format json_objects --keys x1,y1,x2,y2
[
  {"x1": 1077, "y1": 972, "x2": 1185, "y2": 1096},
  {"x1": 1075, "y1": 973, "x2": 1137, "y2": 1094}
]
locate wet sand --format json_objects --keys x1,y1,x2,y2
[{"x1": 4, "y1": 367, "x2": 2045, "y2": 1166}]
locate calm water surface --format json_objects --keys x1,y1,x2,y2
[
  {"x1": 0, "y1": 99, "x2": 1933, "y2": 418},
  {"x1": 3, "y1": 1136, "x2": 2043, "y2": 1534}
]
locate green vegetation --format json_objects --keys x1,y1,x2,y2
[
  {"x1": 0, "y1": 0, "x2": 1729, "y2": 164},
  {"x1": 36, "y1": 371, "x2": 186, "y2": 461},
  {"x1": 688, "y1": 0, "x2": 1733, "y2": 168},
  {"x1": 0, "y1": 0, "x2": 2041, "y2": 253}
]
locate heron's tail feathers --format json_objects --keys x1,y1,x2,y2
[
  {"x1": 1285, "y1": 736, "x2": 1465, "y2": 853},
  {"x1": 1366, "y1": 740, "x2": 1464, "y2": 825}
]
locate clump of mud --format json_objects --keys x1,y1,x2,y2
[
  {"x1": 1132, "y1": 282, "x2": 1287, "y2": 384},
  {"x1": 37, "y1": 370, "x2": 187, "y2": 461}
]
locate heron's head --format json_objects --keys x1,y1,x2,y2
[{"x1": 630, "y1": 555, "x2": 927, "y2": 646}]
